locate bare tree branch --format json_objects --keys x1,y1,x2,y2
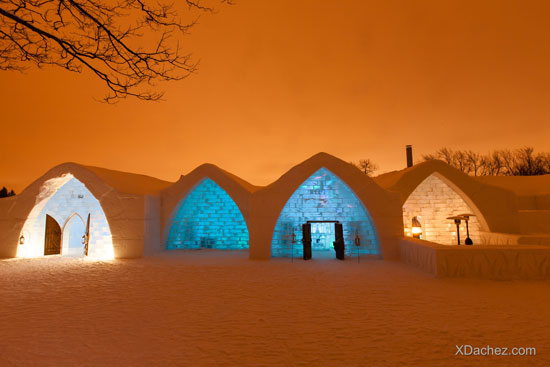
[
  {"x1": 0, "y1": 0, "x2": 228, "y2": 102},
  {"x1": 423, "y1": 146, "x2": 550, "y2": 176},
  {"x1": 351, "y1": 159, "x2": 378, "y2": 176}
]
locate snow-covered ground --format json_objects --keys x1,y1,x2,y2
[{"x1": 1, "y1": 251, "x2": 549, "y2": 366}]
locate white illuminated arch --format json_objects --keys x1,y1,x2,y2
[
  {"x1": 17, "y1": 174, "x2": 114, "y2": 259},
  {"x1": 403, "y1": 172, "x2": 488, "y2": 245}
]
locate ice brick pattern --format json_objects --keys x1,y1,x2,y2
[
  {"x1": 21, "y1": 177, "x2": 113, "y2": 258},
  {"x1": 403, "y1": 174, "x2": 481, "y2": 245},
  {"x1": 166, "y1": 178, "x2": 249, "y2": 250},
  {"x1": 271, "y1": 168, "x2": 379, "y2": 257}
]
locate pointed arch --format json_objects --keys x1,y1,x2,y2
[
  {"x1": 374, "y1": 159, "x2": 520, "y2": 234},
  {"x1": 61, "y1": 213, "x2": 87, "y2": 256},
  {"x1": 250, "y1": 152, "x2": 403, "y2": 260},
  {"x1": 402, "y1": 172, "x2": 488, "y2": 245},
  {"x1": 17, "y1": 175, "x2": 114, "y2": 258},
  {"x1": 271, "y1": 167, "x2": 379, "y2": 257},
  {"x1": 166, "y1": 177, "x2": 249, "y2": 250}
]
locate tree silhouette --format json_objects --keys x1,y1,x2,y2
[
  {"x1": 350, "y1": 159, "x2": 378, "y2": 176},
  {"x1": 0, "y1": 0, "x2": 229, "y2": 102},
  {"x1": 0, "y1": 186, "x2": 15, "y2": 198},
  {"x1": 423, "y1": 147, "x2": 550, "y2": 176}
]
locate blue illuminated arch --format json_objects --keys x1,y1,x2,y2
[
  {"x1": 271, "y1": 168, "x2": 379, "y2": 257},
  {"x1": 166, "y1": 178, "x2": 249, "y2": 250}
]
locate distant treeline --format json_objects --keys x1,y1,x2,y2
[
  {"x1": 0, "y1": 187, "x2": 16, "y2": 198},
  {"x1": 423, "y1": 147, "x2": 550, "y2": 176}
]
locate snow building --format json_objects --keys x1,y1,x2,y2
[
  {"x1": 373, "y1": 159, "x2": 530, "y2": 245},
  {"x1": 1, "y1": 153, "x2": 550, "y2": 265},
  {"x1": 0, "y1": 163, "x2": 170, "y2": 259}
]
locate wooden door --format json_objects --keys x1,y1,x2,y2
[
  {"x1": 44, "y1": 214, "x2": 61, "y2": 255},
  {"x1": 84, "y1": 213, "x2": 90, "y2": 256}
]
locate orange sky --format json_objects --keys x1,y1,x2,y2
[{"x1": 1, "y1": 0, "x2": 550, "y2": 192}]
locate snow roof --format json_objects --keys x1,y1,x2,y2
[
  {"x1": 373, "y1": 160, "x2": 463, "y2": 194},
  {"x1": 180, "y1": 163, "x2": 261, "y2": 193},
  {"x1": 474, "y1": 175, "x2": 550, "y2": 196},
  {"x1": 83, "y1": 164, "x2": 173, "y2": 195},
  {"x1": 16, "y1": 162, "x2": 173, "y2": 197},
  {"x1": 373, "y1": 160, "x2": 521, "y2": 233}
]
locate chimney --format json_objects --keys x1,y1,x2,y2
[{"x1": 406, "y1": 145, "x2": 413, "y2": 168}]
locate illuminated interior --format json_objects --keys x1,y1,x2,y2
[
  {"x1": 271, "y1": 168, "x2": 379, "y2": 258},
  {"x1": 62, "y1": 214, "x2": 87, "y2": 257},
  {"x1": 402, "y1": 174, "x2": 482, "y2": 245},
  {"x1": 166, "y1": 178, "x2": 249, "y2": 250},
  {"x1": 17, "y1": 174, "x2": 114, "y2": 259},
  {"x1": 311, "y1": 222, "x2": 335, "y2": 250}
]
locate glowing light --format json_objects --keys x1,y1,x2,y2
[
  {"x1": 411, "y1": 216, "x2": 422, "y2": 239},
  {"x1": 411, "y1": 227, "x2": 422, "y2": 234},
  {"x1": 402, "y1": 174, "x2": 482, "y2": 245},
  {"x1": 271, "y1": 168, "x2": 379, "y2": 257},
  {"x1": 167, "y1": 178, "x2": 249, "y2": 250},
  {"x1": 17, "y1": 175, "x2": 114, "y2": 259}
]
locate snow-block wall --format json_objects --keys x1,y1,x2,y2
[
  {"x1": 166, "y1": 178, "x2": 249, "y2": 250},
  {"x1": 18, "y1": 176, "x2": 114, "y2": 258},
  {"x1": 271, "y1": 168, "x2": 379, "y2": 257},
  {"x1": 403, "y1": 174, "x2": 481, "y2": 245}
]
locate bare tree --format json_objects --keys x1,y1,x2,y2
[
  {"x1": 497, "y1": 149, "x2": 516, "y2": 175},
  {"x1": 423, "y1": 147, "x2": 454, "y2": 166},
  {"x1": 424, "y1": 146, "x2": 550, "y2": 176},
  {"x1": 423, "y1": 148, "x2": 470, "y2": 173},
  {"x1": 541, "y1": 152, "x2": 550, "y2": 174},
  {"x1": 465, "y1": 150, "x2": 482, "y2": 176},
  {"x1": 480, "y1": 151, "x2": 503, "y2": 176},
  {"x1": 454, "y1": 150, "x2": 469, "y2": 174},
  {"x1": 514, "y1": 146, "x2": 547, "y2": 176},
  {"x1": 351, "y1": 159, "x2": 378, "y2": 176},
  {"x1": 0, "y1": 0, "x2": 229, "y2": 102}
]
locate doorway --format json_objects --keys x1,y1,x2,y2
[
  {"x1": 302, "y1": 221, "x2": 345, "y2": 260},
  {"x1": 62, "y1": 214, "x2": 89, "y2": 257},
  {"x1": 311, "y1": 222, "x2": 335, "y2": 251}
]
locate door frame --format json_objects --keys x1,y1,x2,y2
[
  {"x1": 60, "y1": 213, "x2": 87, "y2": 256},
  {"x1": 302, "y1": 220, "x2": 343, "y2": 260}
]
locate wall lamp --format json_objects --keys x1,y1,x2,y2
[{"x1": 411, "y1": 216, "x2": 422, "y2": 239}]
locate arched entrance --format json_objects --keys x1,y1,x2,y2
[
  {"x1": 271, "y1": 168, "x2": 379, "y2": 258},
  {"x1": 61, "y1": 213, "x2": 89, "y2": 257},
  {"x1": 403, "y1": 173, "x2": 486, "y2": 245},
  {"x1": 17, "y1": 174, "x2": 114, "y2": 259}
]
